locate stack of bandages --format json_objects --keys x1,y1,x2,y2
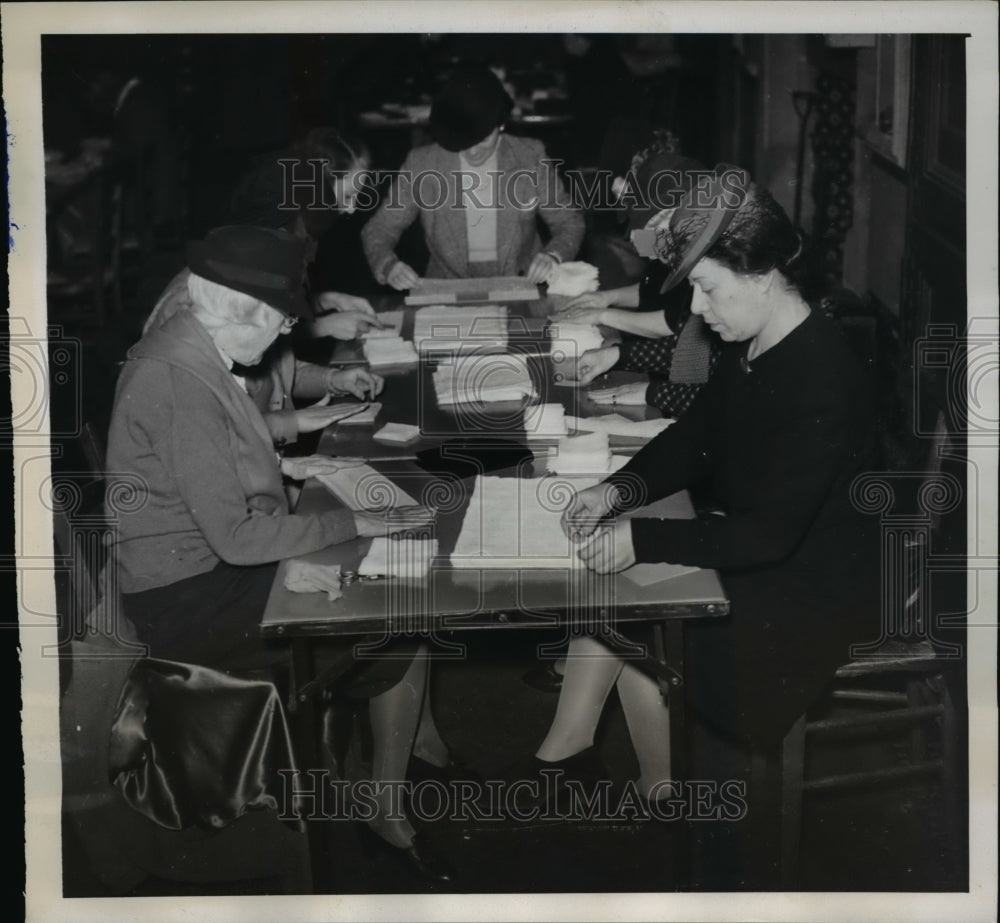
[
  {"x1": 433, "y1": 353, "x2": 536, "y2": 405},
  {"x1": 358, "y1": 537, "x2": 438, "y2": 579},
  {"x1": 362, "y1": 337, "x2": 419, "y2": 367},
  {"x1": 546, "y1": 261, "x2": 600, "y2": 297}
]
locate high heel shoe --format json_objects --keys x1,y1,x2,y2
[
  {"x1": 355, "y1": 822, "x2": 457, "y2": 886},
  {"x1": 506, "y1": 746, "x2": 609, "y2": 814}
]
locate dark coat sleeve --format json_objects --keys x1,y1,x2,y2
[{"x1": 625, "y1": 386, "x2": 854, "y2": 569}]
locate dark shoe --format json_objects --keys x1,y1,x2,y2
[
  {"x1": 356, "y1": 823, "x2": 456, "y2": 885},
  {"x1": 409, "y1": 753, "x2": 485, "y2": 786},
  {"x1": 521, "y1": 662, "x2": 564, "y2": 693},
  {"x1": 505, "y1": 746, "x2": 609, "y2": 815}
]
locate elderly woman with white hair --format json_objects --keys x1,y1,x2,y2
[{"x1": 106, "y1": 226, "x2": 457, "y2": 883}]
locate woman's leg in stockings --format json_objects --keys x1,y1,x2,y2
[
  {"x1": 615, "y1": 662, "x2": 672, "y2": 798},
  {"x1": 367, "y1": 645, "x2": 428, "y2": 847},
  {"x1": 411, "y1": 650, "x2": 450, "y2": 767},
  {"x1": 535, "y1": 636, "x2": 624, "y2": 761}
]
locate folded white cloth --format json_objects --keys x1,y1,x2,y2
[
  {"x1": 523, "y1": 402, "x2": 567, "y2": 439},
  {"x1": 433, "y1": 353, "x2": 536, "y2": 405},
  {"x1": 565, "y1": 413, "x2": 675, "y2": 439},
  {"x1": 284, "y1": 560, "x2": 342, "y2": 602},
  {"x1": 373, "y1": 422, "x2": 422, "y2": 445},
  {"x1": 548, "y1": 321, "x2": 605, "y2": 358},
  {"x1": 363, "y1": 337, "x2": 419, "y2": 367},
  {"x1": 359, "y1": 537, "x2": 437, "y2": 579},
  {"x1": 546, "y1": 261, "x2": 599, "y2": 297}
]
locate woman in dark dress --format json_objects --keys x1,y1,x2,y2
[{"x1": 534, "y1": 166, "x2": 881, "y2": 799}]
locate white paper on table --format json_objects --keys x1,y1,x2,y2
[
  {"x1": 433, "y1": 352, "x2": 536, "y2": 405},
  {"x1": 413, "y1": 304, "x2": 508, "y2": 354},
  {"x1": 546, "y1": 261, "x2": 599, "y2": 297},
  {"x1": 316, "y1": 463, "x2": 418, "y2": 511},
  {"x1": 360, "y1": 310, "x2": 404, "y2": 339},
  {"x1": 359, "y1": 537, "x2": 438, "y2": 579},
  {"x1": 452, "y1": 475, "x2": 591, "y2": 568},
  {"x1": 373, "y1": 422, "x2": 422, "y2": 445},
  {"x1": 362, "y1": 337, "x2": 419, "y2": 367},
  {"x1": 338, "y1": 402, "x2": 382, "y2": 425},
  {"x1": 566, "y1": 413, "x2": 675, "y2": 439}
]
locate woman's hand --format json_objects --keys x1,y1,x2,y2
[
  {"x1": 386, "y1": 260, "x2": 420, "y2": 291},
  {"x1": 556, "y1": 290, "x2": 612, "y2": 320},
  {"x1": 574, "y1": 520, "x2": 637, "y2": 574},
  {"x1": 327, "y1": 367, "x2": 385, "y2": 400},
  {"x1": 313, "y1": 291, "x2": 377, "y2": 318},
  {"x1": 312, "y1": 311, "x2": 380, "y2": 341},
  {"x1": 354, "y1": 504, "x2": 436, "y2": 537},
  {"x1": 587, "y1": 382, "x2": 647, "y2": 407},
  {"x1": 572, "y1": 346, "x2": 620, "y2": 385},
  {"x1": 280, "y1": 454, "x2": 366, "y2": 481},
  {"x1": 527, "y1": 252, "x2": 558, "y2": 284},
  {"x1": 293, "y1": 397, "x2": 372, "y2": 435},
  {"x1": 558, "y1": 305, "x2": 606, "y2": 326},
  {"x1": 560, "y1": 482, "x2": 621, "y2": 543}
]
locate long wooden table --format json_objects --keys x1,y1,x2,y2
[{"x1": 260, "y1": 294, "x2": 729, "y2": 887}]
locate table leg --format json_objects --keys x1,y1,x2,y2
[
  {"x1": 656, "y1": 620, "x2": 692, "y2": 889},
  {"x1": 289, "y1": 636, "x2": 324, "y2": 892},
  {"x1": 657, "y1": 621, "x2": 687, "y2": 781}
]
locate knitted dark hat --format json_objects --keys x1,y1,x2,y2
[
  {"x1": 430, "y1": 64, "x2": 514, "y2": 152},
  {"x1": 187, "y1": 226, "x2": 311, "y2": 319}
]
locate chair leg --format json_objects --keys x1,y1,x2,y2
[
  {"x1": 935, "y1": 674, "x2": 964, "y2": 867},
  {"x1": 780, "y1": 714, "x2": 807, "y2": 889},
  {"x1": 907, "y1": 678, "x2": 929, "y2": 762},
  {"x1": 746, "y1": 744, "x2": 782, "y2": 889}
]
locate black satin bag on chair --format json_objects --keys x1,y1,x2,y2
[{"x1": 109, "y1": 658, "x2": 303, "y2": 831}]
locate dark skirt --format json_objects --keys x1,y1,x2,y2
[
  {"x1": 122, "y1": 561, "x2": 418, "y2": 699},
  {"x1": 613, "y1": 549, "x2": 882, "y2": 747}
]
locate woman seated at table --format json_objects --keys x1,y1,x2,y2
[
  {"x1": 142, "y1": 260, "x2": 384, "y2": 447},
  {"x1": 557, "y1": 143, "x2": 723, "y2": 419},
  {"x1": 361, "y1": 63, "x2": 585, "y2": 289},
  {"x1": 531, "y1": 166, "x2": 880, "y2": 799},
  {"x1": 228, "y1": 125, "x2": 384, "y2": 341},
  {"x1": 108, "y1": 225, "x2": 456, "y2": 882}
]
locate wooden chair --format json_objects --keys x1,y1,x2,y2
[{"x1": 753, "y1": 418, "x2": 965, "y2": 889}]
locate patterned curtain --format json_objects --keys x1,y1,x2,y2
[{"x1": 810, "y1": 75, "x2": 856, "y2": 288}]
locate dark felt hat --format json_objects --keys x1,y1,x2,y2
[
  {"x1": 655, "y1": 163, "x2": 752, "y2": 292},
  {"x1": 430, "y1": 64, "x2": 514, "y2": 153},
  {"x1": 186, "y1": 226, "x2": 311, "y2": 319}
]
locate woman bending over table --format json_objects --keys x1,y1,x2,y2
[
  {"x1": 108, "y1": 226, "x2": 455, "y2": 883},
  {"x1": 534, "y1": 167, "x2": 881, "y2": 799},
  {"x1": 362, "y1": 63, "x2": 584, "y2": 289},
  {"x1": 557, "y1": 147, "x2": 723, "y2": 419}
]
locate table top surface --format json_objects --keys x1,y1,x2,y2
[{"x1": 262, "y1": 294, "x2": 729, "y2": 637}]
